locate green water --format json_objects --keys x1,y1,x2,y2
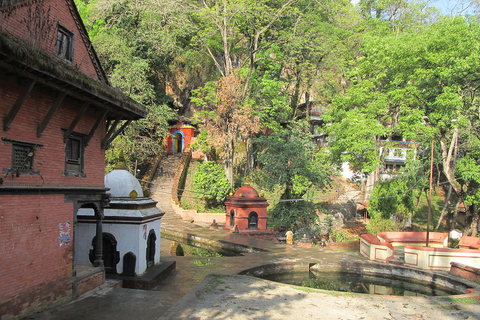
[{"x1": 260, "y1": 271, "x2": 459, "y2": 296}]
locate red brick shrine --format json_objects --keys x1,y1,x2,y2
[{"x1": 224, "y1": 184, "x2": 269, "y2": 233}]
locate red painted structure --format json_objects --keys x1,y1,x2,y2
[
  {"x1": 166, "y1": 122, "x2": 195, "y2": 155},
  {"x1": 224, "y1": 184, "x2": 269, "y2": 233},
  {"x1": 0, "y1": 1, "x2": 145, "y2": 317}
]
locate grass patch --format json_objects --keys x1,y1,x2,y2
[
  {"x1": 410, "y1": 188, "x2": 447, "y2": 232},
  {"x1": 440, "y1": 297, "x2": 480, "y2": 304}
]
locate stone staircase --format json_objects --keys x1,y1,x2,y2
[
  {"x1": 149, "y1": 154, "x2": 204, "y2": 232},
  {"x1": 327, "y1": 178, "x2": 363, "y2": 221},
  {"x1": 150, "y1": 155, "x2": 181, "y2": 223}
]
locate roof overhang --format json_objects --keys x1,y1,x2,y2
[{"x1": 0, "y1": 29, "x2": 147, "y2": 121}]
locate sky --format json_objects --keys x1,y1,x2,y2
[{"x1": 350, "y1": 0, "x2": 478, "y2": 16}]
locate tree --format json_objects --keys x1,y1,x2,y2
[
  {"x1": 254, "y1": 121, "x2": 331, "y2": 230},
  {"x1": 358, "y1": 0, "x2": 440, "y2": 33},
  {"x1": 368, "y1": 157, "x2": 423, "y2": 222},
  {"x1": 191, "y1": 71, "x2": 261, "y2": 184},
  {"x1": 326, "y1": 17, "x2": 480, "y2": 234},
  {"x1": 75, "y1": 0, "x2": 191, "y2": 169}
]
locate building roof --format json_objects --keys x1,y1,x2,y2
[
  {"x1": 0, "y1": 28, "x2": 146, "y2": 120},
  {"x1": 0, "y1": 0, "x2": 147, "y2": 121},
  {"x1": 234, "y1": 184, "x2": 260, "y2": 198}
]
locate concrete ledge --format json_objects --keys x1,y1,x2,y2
[
  {"x1": 459, "y1": 236, "x2": 480, "y2": 250},
  {"x1": 404, "y1": 245, "x2": 480, "y2": 270},
  {"x1": 161, "y1": 228, "x2": 267, "y2": 256},
  {"x1": 109, "y1": 260, "x2": 176, "y2": 290},
  {"x1": 359, "y1": 234, "x2": 394, "y2": 262},
  {"x1": 67, "y1": 266, "x2": 105, "y2": 298},
  {"x1": 377, "y1": 231, "x2": 448, "y2": 248},
  {"x1": 240, "y1": 260, "x2": 480, "y2": 295},
  {"x1": 451, "y1": 262, "x2": 480, "y2": 283}
]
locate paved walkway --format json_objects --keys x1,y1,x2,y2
[
  {"x1": 30, "y1": 213, "x2": 480, "y2": 320},
  {"x1": 29, "y1": 155, "x2": 480, "y2": 320}
]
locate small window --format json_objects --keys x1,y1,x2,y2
[
  {"x1": 56, "y1": 25, "x2": 74, "y2": 62},
  {"x1": 248, "y1": 212, "x2": 258, "y2": 229},
  {"x1": 64, "y1": 133, "x2": 85, "y2": 177},
  {"x1": 2, "y1": 138, "x2": 40, "y2": 175}
]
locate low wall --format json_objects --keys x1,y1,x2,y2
[
  {"x1": 377, "y1": 231, "x2": 448, "y2": 248},
  {"x1": 171, "y1": 202, "x2": 226, "y2": 225},
  {"x1": 359, "y1": 234, "x2": 394, "y2": 262},
  {"x1": 170, "y1": 149, "x2": 226, "y2": 225},
  {"x1": 68, "y1": 266, "x2": 104, "y2": 298},
  {"x1": 450, "y1": 262, "x2": 480, "y2": 283},
  {"x1": 404, "y1": 245, "x2": 480, "y2": 270},
  {"x1": 459, "y1": 236, "x2": 480, "y2": 250}
]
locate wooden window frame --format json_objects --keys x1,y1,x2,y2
[
  {"x1": 2, "y1": 138, "x2": 40, "y2": 175},
  {"x1": 56, "y1": 24, "x2": 74, "y2": 62},
  {"x1": 64, "y1": 132, "x2": 86, "y2": 177}
]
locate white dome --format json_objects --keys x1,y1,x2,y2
[{"x1": 105, "y1": 169, "x2": 143, "y2": 198}]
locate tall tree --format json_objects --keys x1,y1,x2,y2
[
  {"x1": 254, "y1": 120, "x2": 331, "y2": 230},
  {"x1": 191, "y1": 71, "x2": 260, "y2": 184},
  {"x1": 326, "y1": 17, "x2": 480, "y2": 234},
  {"x1": 75, "y1": 0, "x2": 192, "y2": 168}
]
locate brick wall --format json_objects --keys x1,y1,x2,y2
[
  {"x1": 0, "y1": 3, "x2": 107, "y2": 313},
  {"x1": 0, "y1": 194, "x2": 74, "y2": 318},
  {"x1": 0, "y1": 0, "x2": 100, "y2": 80},
  {"x1": 0, "y1": 72, "x2": 106, "y2": 187},
  {"x1": 76, "y1": 272, "x2": 104, "y2": 297}
]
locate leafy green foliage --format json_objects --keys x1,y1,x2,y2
[
  {"x1": 255, "y1": 121, "x2": 331, "y2": 231},
  {"x1": 369, "y1": 179, "x2": 415, "y2": 221},
  {"x1": 330, "y1": 229, "x2": 350, "y2": 243},
  {"x1": 365, "y1": 218, "x2": 398, "y2": 235},
  {"x1": 326, "y1": 17, "x2": 480, "y2": 234},
  {"x1": 456, "y1": 156, "x2": 480, "y2": 207},
  {"x1": 76, "y1": 0, "x2": 186, "y2": 170},
  {"x1": 193, "y1": 161, "x2": 231, "y2": 206}
]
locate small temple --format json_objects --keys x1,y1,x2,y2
[
  {"x1": 166, "y1": 122, "x2": 196, "y2": 155},
  {"x1": 224, "y1": 182, "x2": 269, "y2": 233},
  {"x1": 75, "y1": 153, "x2": 165, "y2": 277}
]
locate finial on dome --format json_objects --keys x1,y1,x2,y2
[
  {"x1": 114, "y1": 150, "x2": 129, "y2": 170},
  {"x1": 129, "y1": 189, "x2": 138, "y2": 199},
  {"x1": 245, "y1": 177, "x2": 249, "y2": 185}
]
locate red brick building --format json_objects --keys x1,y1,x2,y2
[
  {"x1": 0, "y1": 0, "x2": 146, "y2": 317},
  {"x1": 224, "y1": 184, "x2": 269, "y2": 233}
]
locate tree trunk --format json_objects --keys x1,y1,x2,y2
[
  {"x1": 464, "y1": 205, "x2": 479, "y2": 236},
  {"x1": 224, "y1": 139, "x2": 234, "y2": 185},
  {"x1": 435, "y1": 184, "x2": 452, "y2": 231},
  {"x1": 440, "y1": 126, "x2": 462, "y2": 198},
  {"x1": 451, "y1": 197, "x2": 462, "y2": 231}
]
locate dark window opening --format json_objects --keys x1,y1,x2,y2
[
  {"x1": 56, "y1": 25, "x2": 74, "y2": 62},
  {"x1": 230, "y1": 209, "x2": 235, "y2": 227},
  {"x1": 64, "y1": 133, "x2": 85, "y2": 177},
  {"x1": 248, "y1": 212, "x2": 258, "y2": 229},
  {"x1": 2, "y1": 138, "x2": 40, "y2": 175},
  {"x1": 146, "y1": 230, "x2": 157, "y2": 268}
]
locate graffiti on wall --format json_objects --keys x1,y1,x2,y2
[{"x1": 59, "y1": 222, "x2": 71, "y2": 246}]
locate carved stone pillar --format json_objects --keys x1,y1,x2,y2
[{"x1": 94, "y1": 206, "x2": 104, "y2": 267}]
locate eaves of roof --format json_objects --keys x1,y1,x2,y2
[{"x1": 0, "y1": 28, "x2": 147, "y2": 120}]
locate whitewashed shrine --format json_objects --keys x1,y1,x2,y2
[{"x1": 74, "y1": 157, "x2": 164, "y2": 276}]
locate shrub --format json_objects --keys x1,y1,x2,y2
[
  {"x1": 365, "y1": 218, "x2": 398, "y2": 235},
  {"x1": 193, "y1": 161, "x2": 230, "y2": 206},
  {"x1": 330, "y1": 229, "x2": 350, "y2": 243}
]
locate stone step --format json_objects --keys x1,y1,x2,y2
[
  {"x1": 386, "y1": 258, "x2": 404, "y2": 265},
  {"x1": 149, "y1": 155, "x2": 183, "y2": 220}
]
